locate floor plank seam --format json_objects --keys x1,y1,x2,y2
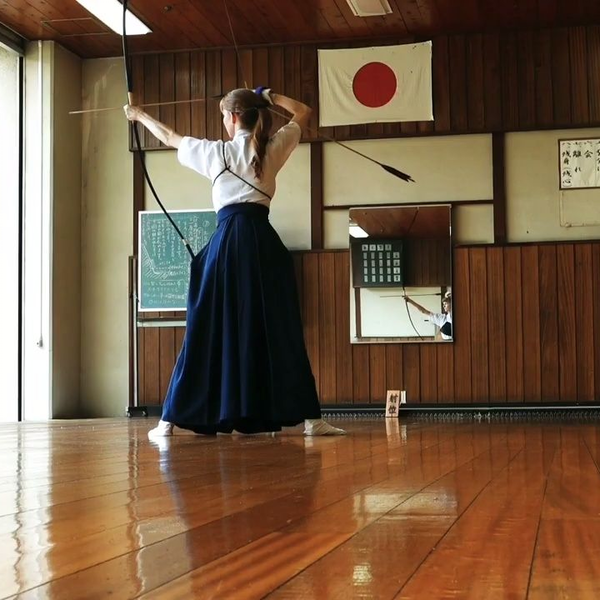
[
  {"x1": 524, "y1": 442, "x2": 558, "y2": 599},
  {"x1": 394, "y1": 444, "x2": 526, "y2": 599}
]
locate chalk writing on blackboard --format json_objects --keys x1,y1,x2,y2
[{"x1": 138, "y1": 210, "x2": 217, "y2": 311}]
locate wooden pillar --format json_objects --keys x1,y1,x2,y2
[
  {"x1": 492, "y1": 132, "x2": 507, "y2": 244},
  {"x1": 129, "y1": 152, "x2": 145, "y2": 407},
  {"x1": 310, "y1": 141, "x2": 324, "y2": 250}
]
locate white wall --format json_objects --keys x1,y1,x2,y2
[
  {"x1": 144, "y1": 144, "x2": 311, "y2": 250},
  {"x1": 323, "y1": 134, "x2": 493, "y2": 207},
  {"x1": 506, "y1": 128, "x2": 600, "y2": 242},
  {"x1": 0, "y1": 47, "x2": 20, "y2": 421},
  {"x1": 52, "y1": 44, "x2": 82, "y2": 418},
  {"x1": 323, "y1": 134, "x2": 494, "y2": 249},
  {"x1": 453, "y1": 204, "x2": 494, "y2": 245},
  {"x1": 80, "y1": 58, "x2": 132, "y2": 417}
]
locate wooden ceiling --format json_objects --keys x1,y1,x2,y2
[
  {"x1": 350, "y1": 205, "x2": 450, "y2": 240},
  {"x1": 2, "y1": 0, "x2": 600, "y2": 58}
]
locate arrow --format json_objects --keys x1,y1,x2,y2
[{"x1": 69, "y1": 97, "x2": 211, "y2": 116}]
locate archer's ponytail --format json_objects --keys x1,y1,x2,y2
[{"x1": 250, "y1": 107, "x2": 272, "y2": 180}]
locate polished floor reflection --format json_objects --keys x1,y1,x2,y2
[{"x1": 1, "y1": 418, "x2": 599, "y2": 598}]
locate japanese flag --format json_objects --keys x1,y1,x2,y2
[{"x1": 318, "y1": 42, "x2": 433, "y2": 127}]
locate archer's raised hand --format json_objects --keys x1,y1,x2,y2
[{"x1": 123, "y1": 104, "x2": 144, "y2": 122}]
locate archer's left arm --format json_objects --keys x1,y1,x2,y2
[{"x1": 124, "y1": 105, "x2": 183, "y2": 148}]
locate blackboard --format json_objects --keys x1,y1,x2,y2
[{"x1": 138, "y1": 210, "x2": 217, "y2": 311}]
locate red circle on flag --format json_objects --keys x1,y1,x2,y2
[{"x1": 352, "y1": 62, "x2": 397, "y2": 108}]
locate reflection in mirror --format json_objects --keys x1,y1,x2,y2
[{"x1": 349, "y1": 204, "x2": 452, "y2": 344}]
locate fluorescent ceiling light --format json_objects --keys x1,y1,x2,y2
[
  {"x1": 76, "y1": 0, "x2": 151, "y2": 35},
  {"x1": 346, "y1": 0, "x2": 392, "y2": 18},
  {"x1": 349, "y1": 225, "x2": 369, "y2": 238}
]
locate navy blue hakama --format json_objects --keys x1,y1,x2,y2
[{"x1": 161, "y1": 203, "x2": 322, "y2": 434}]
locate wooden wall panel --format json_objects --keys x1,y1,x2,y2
[
  {"x1": 143, "y1": 55, "x2": 161, "y2": 150},
  {"x1": 521, "y1": 247, "x2": 542, "y2": 402},
  {"x1": 205, "y1": 52, "x2": 222, "y2": 142},
  {"x1": 593, "y1": 245, "x2": 600, "y2": 399},
  {"x1": 404, "y1": 239, "x2": 451, "y2": 287},
  {"x1": 449, "y1": 35, "x2": 468, "y2": 132},
  {"x1": 159, "y1": 54, "x2": 176, "y2": 137},
  {"x1": 436, "y1": 343, "x2": 454, "y2": 404},
  {"x1": 483, "y1": 33, "x2": 502, "y2": 131},
  {"x1": 253, "y1": 48, "x2": 269, "y2": 94},
  {"x1": 369, "y1": 346, "x2": 387, "y2": 404},
  {"x1": 302, "y1": 254, "x2": 321, "y2": 393},
  {"x1": 139, "y1": 243, "x2": 600, "y2": 407},
  {"x1": 222, "y1": 50, "x2": 238, "y2": 138},
  {"x1": 500, "y1": 31, "x2": 519, "y2": 131},
  {"x1": 539, "y1": 246, "x2": 559, "y2": 400},
  {"x1": 453, "y1": 248, "x2": 472, "y2": 403},
  {"x1": 516, "y1": 31, "x2": 537, "y2": 130},
  {"x1": 403, "y1": 346, "x2": 421, "y2": 404},
  {"x1": 534, "y1": 29, "x2": 554, "y2": 128},
  {"x1": 503, "y1": 247, "x2": 524, "y2": 402},
  {"x1": 142, "y1": 313, "x2": 160, "y2": 404},
  {"x1": 588, "y1": 26, "x2": 600, "y2": 123},
  {"x1": 129, "y1": 25, "x2": 600, "y2": 150},
  {"x1": 352, "y1": 345, "x2": 370, "y2": 403},
  {"x1": 268, "y1": 47, "x2": 287, "y2": 132},
  {"x1": 238, "y1": 48, "x2": 254, "y2": 89},
  {"x1": 570, "y1": 27, "x2": 590, "y2": 124},
  {"x1": 131, "y1": 56, "x2": 147, "y2": 148},
  {"x1": 466, "y1": 34, "x2": 484, "y2": 131},
  {"x1": 385, "y1": 345, "x2": 404, "y2": 394},
  {"x1": 190, "y1": 52, "x2": 207, "y2": 140},
  {"x1": 486, "y1": 248, "x2": 507, "y2": 403},
  {"x1": 552, "y1": 28, "x2": 572, "y2": 125},
  {"x1": 432, "y1": 35, "x2": 451, "y2": 134},
  {"x1": 138, "y1": 327, "x2": 146, "y2": 405},
  {"x1": 334, "y1": 253, "x2": 353, "y2": 404},
  {"x1": 419, "y1": 345, "x2": 438, "y2": 404},
  {"x1": 469, "y1": 249, "x2": 489, "y2": 402},
  {"x1": 175, "y1": 53, "x2": 191, "y2": 135},
  {"x1": 557, "y1": 245, "x2": 577, "y2": 401},
  {"x1": 318, "y1": 253, "x2": 337, "y2": 403},
  {"x1": 575, "y1": 245, "x2": 594, "y2": 401}
]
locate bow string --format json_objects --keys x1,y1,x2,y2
[{"x1": 122, "y1": 0, "x2": 195, "y2": 259}]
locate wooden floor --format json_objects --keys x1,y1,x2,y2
[{"x1": 1, "y1": 418, "x2": 600, "y2": 599}]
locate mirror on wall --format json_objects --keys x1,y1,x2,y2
[{"x1": 349, "y1": 204, "x2": 452, "y2": 344}]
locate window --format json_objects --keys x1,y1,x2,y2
[{"x1": 0, "y1": 45, "x2": 22, "y2": 421}]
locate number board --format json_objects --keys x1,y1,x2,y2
[{"x1": 351, "y1": 240, "x2": 404, "y2": 288}]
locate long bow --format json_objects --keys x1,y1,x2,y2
[
  {"x1": 221, "y1": 0, "x2": 414, "y2": 184},
  {"x1": 121, "y1": 0, "x2": 195, "y2": 259}
]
